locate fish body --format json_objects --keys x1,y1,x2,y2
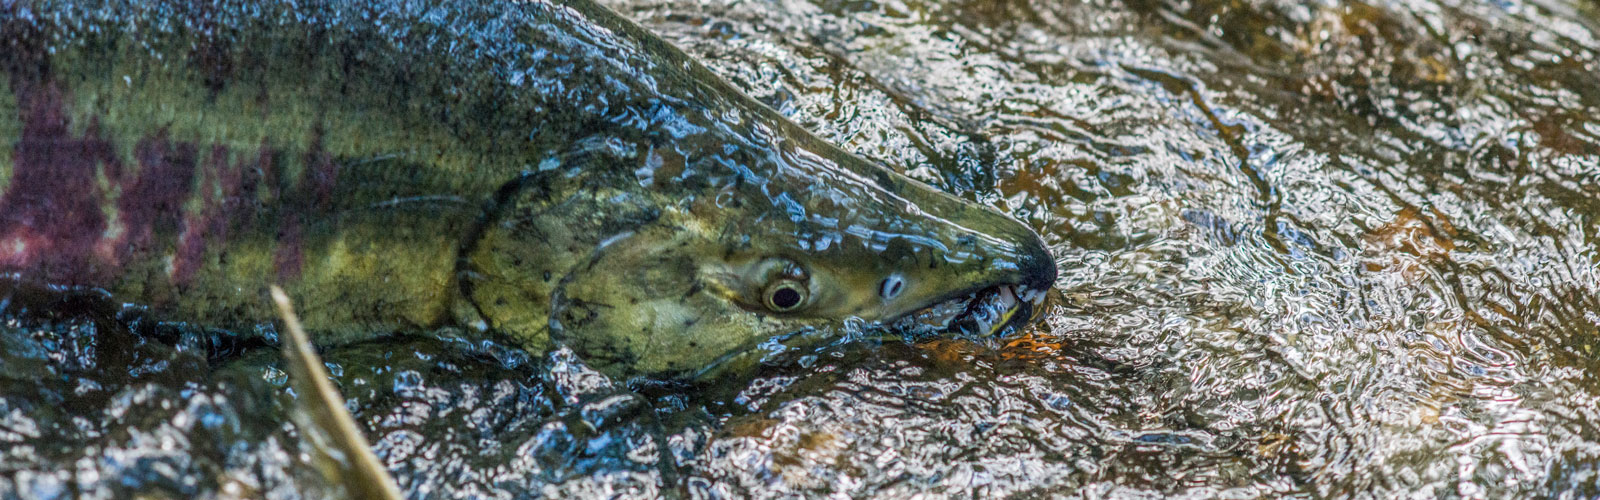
[{"x1": 0, "y1": 0, "x2": 1055, "y2": 379}]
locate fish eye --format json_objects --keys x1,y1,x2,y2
[
  {"x1": 879, "y1": 274, "x2": 906, "y2": 300},
  {"x1": 764, "y1": 280, "x2": 808, "y2": 312}
]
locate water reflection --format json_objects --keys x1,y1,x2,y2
[
  {"x1": 5, "y1": 0, "x2": 1600, "y2": 497},
  {"x1": 611, "y1": 0, "x2": 1600, "y2": 496}
]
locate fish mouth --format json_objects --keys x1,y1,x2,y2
[{"x1": 891, "y1": 283, "x2": 1050, "y2": 337}]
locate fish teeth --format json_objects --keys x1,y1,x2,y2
[
  {"x1": 1013, "y1": 284, "x2": 1048, "y2": 305},
  {"x1": 993, "y1": 289, "x2": 1012, "y2": 308},
  {"x1": 895, "y1": 295, "x2": 969, "y2": 333},
  {"x1": 894, "y1": 284, "x2": 1039, "y2": 338}
]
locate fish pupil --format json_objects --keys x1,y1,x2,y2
[{"x1": 771, "y1": 287, "x2": 802, "y2": 309}]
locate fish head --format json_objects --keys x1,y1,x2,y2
[
  {"x1": 473, "y1": 138, "x2": 1056, "y2": 381},
  {"x1": 700, "y1": 153, "x2": 1058, "y2": 345},
  {"x1": 447, "y1": 0, "x2": 1055, "y2": 381}
]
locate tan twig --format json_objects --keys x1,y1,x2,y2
[{"x1": 270, "y1": 285, "x2": 405, "y2": 500}]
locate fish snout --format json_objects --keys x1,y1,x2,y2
[
  {"x1": 1015, "y1": 236, "x2": 1057, "y2": 293},
  {"x1": 882, "y1": 209, "x2": 1056, "y2": 337}
]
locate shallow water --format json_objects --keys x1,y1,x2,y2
[{"x1": 4, "y1": 0, "x2": 1600, "y2": 497}]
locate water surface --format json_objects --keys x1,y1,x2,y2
[{"x1": 4, "y1": 0, "x2": 1600, "y2": 497}]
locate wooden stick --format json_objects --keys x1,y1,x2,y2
[{"x1": 271, "y1": 285, "x2": 405, "y2": 500}]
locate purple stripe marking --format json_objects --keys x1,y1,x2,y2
[{"x1": 0, "y1": 79, "x2": 116, "y2": 284}]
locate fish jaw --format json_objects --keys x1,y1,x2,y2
[{"x1": 892, "y1": 283, "x2": 1052, "y2": 339}]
